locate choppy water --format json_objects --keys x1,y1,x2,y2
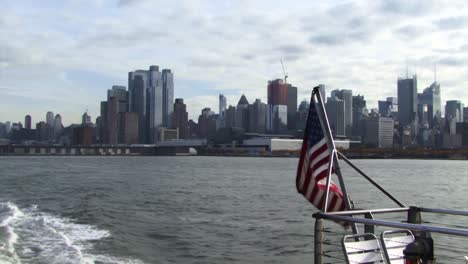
[{"x1": 0, "y1": 156, "x2": 467, "y2": 263}]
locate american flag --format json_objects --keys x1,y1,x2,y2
[{"x1": 296, "y1": 90, "x2": 345, "y2": 212}]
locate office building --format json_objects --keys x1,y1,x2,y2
[
  {"x1": 119, "y1": 112, "x2": 139, "y2": 144},
  {"x1": 24, "y1": 115, "x2": 32, "y2": 130},
  {"x1": 418, "y1": 82, "x2": 441, "y2": 127},
  {"x1": 108, "y1": 85, "x2": 128, "y2": 113},
  {"x1": 397, "y1": 75, "x2": 417, "y2": 126},
  {"x1": 82, "y1": 112, "x2": 92, "y2": 125},
  {"x1": 330, "y1": 89, "x2": 353, "y2": 137},
  {"x1": 287, "y1": 85, "x2": 297, "y2": 130},
  {"x1": 161, "y1": 69, "x2": 174, "y2": 128},
  {"x1": 235, "y1": 95, "x2": 250, "y2": 131},
  {"x1": 107, "y1": 97, "x2": 119, "y2": 144},
  {"x1": 296, "y1": 100, "x2": 310, "y2": 131},
  {"x1": 99, "y1": 101, "x2": 108, "y2": 144},
  {"x1": 46, "y1": 111, "x2": 54, "y2": 126},
  {"x1": 267, "y1": 79, "x2": 288, "y2": 105},
  {"x1": 248, "y1": 99, "x2": 266, "y2": 134},
  {"x1": 219, "y1": 94, "x2": 227, "y2": 116},
  {"x1": 326, "y1": 97, "x2": 346, "y2": 137},
  {"x1": 352, "y1": 95, "x2": 367, "y2": 139},
  {"x1": 198, "y1": 108, "x2": 217, "y2": 138},
  {"x1": 72, "y1": 126, "x2": 94, "y2": 145},
  {"x1": 128, "y1": 70, "x2": 148, "y2": 143},
  {"x1": 173, "y1": 98, "x2": 189, "y2": 139},
  {"x1": 364, "y1": 116, "x2": 394, "y2": 148},
  {"x1": 54, "y1": 114, "x2": 63, "y2": 135},
  {"x1": 445, "y1": 100, "x2": 464, "y2": 123},
  {"x1": 266, "y1": 104, "x2": 287, "y2": 134},
  {"x1": 225, "y1": 106, "x2": 236, "y2": 128}
]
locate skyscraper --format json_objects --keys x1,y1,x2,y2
[
  {"x1": 54, "y1": 114, "x2": 63, "y2": 135},
  {"x1": 100, "y1": 101, "x2": 108, "y2": 144},
  {"x1": 267, "y1": 79, "x2": 288, "y2": 105},
  {"x1": 330, "y1": 89, "x2": 353, "y2": 137},
  {"x1": 162, "y1": 69, "x2": 174, "y2": 128},
  {"x1": 248, "y1": 99, "x2": 266, "y2": 134},
  {"x1": 108, "y1": 85, "x2": 128, "y2": 113},
  {"x1": 235, "y1": 94, "x2": 250, "y2": 131},
  {"x1": 418, "y1": 82, "x2": 441, "y2": 127},
  {"x1": 128, "y1": 70, "x2": 147, "y2": 143},
  {"x1": 46, "y1": 111, "x2": 54, "y2": 126},
  {"x1": 25, "y1": 115, "x2": 31, "y2": 129},
  {"x1": 397, "y1": 75, "x2": 417, "y2": 126},
  {"x1": 352, "y1": 95, "x2": 367, "y2": 139},
  {"x1": 445, "y1": 100, "x2": 464, "y2": 123},
  {"x1": 287, "y1": 85, "x2": 297, "y2": 130},
  {"x1": 82, "y1": 112, "x2": 92, "y2": 125},
  {"x1": 128, "y1": 65, "x2": 174, "y2": 143},
  {"x1": 326, "y1": 97, "x2": 346, "y2": 137},
  {"x1": 219, "y1": 94, "x2": 226, "y2": 115},
  {"x1": 173, "y1": 98, "x2": 189, "y2": 139}
]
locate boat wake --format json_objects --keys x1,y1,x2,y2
[{"x1": 0, "y1": 201, "x2": 144, "y2": 264}]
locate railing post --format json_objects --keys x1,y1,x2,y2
[
  {"x1": 314, "y1": 218, "x2": 324, "y2": 264},
  {"x1": 408, "y1": 206, "x2": 422, "y2": 224},
  {"x1": 364, "y1": 212, "x2": 375, "y2": 234}
]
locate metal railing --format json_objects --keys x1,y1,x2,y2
[{"x1": 312, "y1": 206, "x2": 468, "y2": 264}]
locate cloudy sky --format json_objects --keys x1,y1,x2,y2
[{"x1": 1, "y1": 0, "x2": 467, "y2": 125}]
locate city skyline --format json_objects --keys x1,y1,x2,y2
[{"x1": 1, "y1": 0, "x2": 467, "y2": 125}]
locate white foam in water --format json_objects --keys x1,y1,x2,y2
[{"x1": 0, "y1": 201, "x2": 145, "y2": 264}]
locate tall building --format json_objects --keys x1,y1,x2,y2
[
  {"x1": 107, "y1": 97, "x2": 119, "y2": 144},
  {"x1": 82, "y1": 112, "x2": 92, "y2": 125},
  {"x1": 364, "y1": 116, "x2": 394, "y2": 148},
  {"x1": 119, "y1": 112, "x2": 138, "y2": 144},
  {"x1": 161, "y1": 69, "x2": 174, "y2": 128},
  {"x1": 330, "y1": 89, "x2": 353, "y2": 137},
  {"x1": 267, "y1": 79, "x2": 288, "y2": 105},
  {"x1": 266, "y1": 105, "x2": 287, "y2": 134},
  {"x1": 100, "y1": 101, "x2": 108, "y2": 143},
  {"x1": 108, "y1": 85, "x2": 128, "y2": 112},
  {"x1": 445, "y1": 100, "x2": 464, "y2": 123},
  {"x1": 225, "y1": 106, "x2": 236, "y2": 128},
  {"x1": 326, "y1": 97, "x2": 346, "y2": 137},
  {"x1": 418, "y1": 82, "x2": 441, "y2": 128},
  {"x1": 287, "y1": 85, "x2": 297, "y2": 130},
  {"x1": 25, "y1": 115, "x2": 31, "y2": 130},
  {"x1": 173, "y1": 98, "x2": 189, "y2": 139},
  {"x1": 296, "y1": 100, "x2": 310, "y2": 131},
  {"x1": 46, "y1": 111, "x2": 54, "y2": 126},
  {"x1": 352, "y1": 95, "x2": 367, "y2": 139},
  {"x1": 54, "y1": 114, "x2": 63, "y2": 135},
  {"x1": 219, "y1": 94, "x2": 227, "y2": 115},
  {"x1": 128, "y1": 70, "x2": 148, "y2": 143},
  {"x1": 198, "y1": 108, "x2": 216, "y2": 138},
  {"x1": 128, "y1": 65, "x2": 174, "y2": 143},
  {"x1": 235, "y1": 94, "x2": 250, "y2": 131},
  {"x1": 397, "y1": 75, "x2": 417, "y2": 126},
  {"x1": 464, "y1": 107, "x2": 468, "y2": 122},
  {"x1": 248, "y1": 99, "x2": 266, "y2": 134}
]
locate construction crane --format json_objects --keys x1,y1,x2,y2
[{"x1": 280, "y1": 59, "x2": 288, "y2": 84}]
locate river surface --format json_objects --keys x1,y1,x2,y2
[{"x1": 0, "y1": 156, "x2": 467, "y2": 263}]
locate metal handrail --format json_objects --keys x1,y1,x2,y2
[
  {"x1": 325, "y1": 207, "x2": 410, "y2": 216},
  {"x1": 313, "y1": 213, "x2": 468, "y2": 237},
  {"x1": 417, "y1": 207, "x2": 468, "y2": 217}
]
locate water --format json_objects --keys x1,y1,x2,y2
[{"x1": 0, "y1": 156, "x2": 467, "y2": 263}]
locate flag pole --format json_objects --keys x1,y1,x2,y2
[
  {"x1": 313, "y1": 87, "x2": 358, "y2": 233},
  {"x1": 313, "y1": 87, "x2": 353, "y2": 211}
]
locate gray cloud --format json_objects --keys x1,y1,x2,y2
[
  {"x1": 435, "y1": 16, "x2": 468, "y2": 30},
  {"x1": 438, "y1": 56, "x2": 466, "y2": 67},
  {"x1": 394, "y1": 25, "x2": 429, "y2": 39},
  {"x1": 379, "y1": 0, "x2": 435, "y2": 16}
]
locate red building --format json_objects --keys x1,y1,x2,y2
[{"x1": 267, "y1": 79, "x2": 288, "y2": 105}]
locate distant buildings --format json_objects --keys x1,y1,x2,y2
[
  {"x1": 326, "y1": 96, "x2": 346, "y2": 137},
  {"x1": 330, "y1": 89, "x2": 353, "y2": 137}
]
